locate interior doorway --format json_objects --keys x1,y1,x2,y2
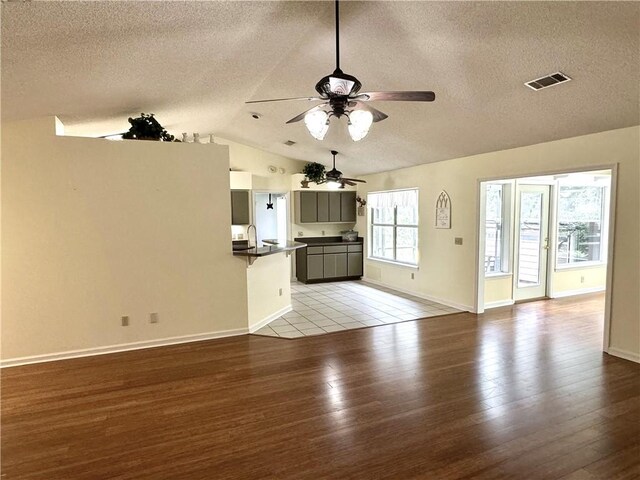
[
  {"x1": 476, "y1": 167, "x2": 616, "y2": 353},
  {"x1": 253, "y1": 192, "x2": 288, "y2": 244},
  {"x1": 477, "y1": 168, "x2": 613, "y2": 313}
]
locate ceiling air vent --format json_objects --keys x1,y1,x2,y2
[
  {"x1": 525, "y1": 72, "x2": 571, "y2": 91},
  {"x1": 284, "y1": 140, "x2": 296, "y2": 146}
]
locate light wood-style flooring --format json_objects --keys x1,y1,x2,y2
[{"x1": 2, "y1": 293, "x2": 638, "y2": 479}]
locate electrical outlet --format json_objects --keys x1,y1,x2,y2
[
  {"x1": 322, "y1": 230, "x2": 325, "y2": 236},
  {"x1": 279, "y1": 288, "x2": 283, "y2": 296},
  {"x1": 238, "y1": 233, "x2": 244, "y2": 240},
  {"x1": 411, "y1": 272, "x2": 415, "y2": 280},
  {"x1": 150, "y1": 312, "x2": 159, "y2": 324},
  {"x1": 121, "y1": 316, "x2": 129, "y2": 327},
  {"x1": 298, "y1": 231, "x2": 303, "y2": 236},
  {"x1": 455, "y1": 237, "x2": 463, "y2": 245},
  {"x1": 580, "y1": 276, "x2": 585, "y2": 284}
]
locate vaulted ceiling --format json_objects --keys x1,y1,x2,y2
[{"x1": 2, "y1": 1, "x2": 638, "y2": 175}]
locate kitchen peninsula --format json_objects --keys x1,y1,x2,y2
[{"x1": 233, "y1": 239, "x2": 306, "y2": 265}]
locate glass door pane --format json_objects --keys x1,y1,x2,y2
[{"x1": 517, "y1": 191, "x2": 543, "y2": 287}]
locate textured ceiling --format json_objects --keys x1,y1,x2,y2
[{"x1": 2, "y1": 1, "x2": 639, "y2": 175}]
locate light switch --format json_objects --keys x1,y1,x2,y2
[{"x1": 455, "y1": 237, "x2": 463, "y2": 245}]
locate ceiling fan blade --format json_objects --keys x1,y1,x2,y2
[
  {"x1": 342, "y1": 180, "x2": 357, "y2": 186},
  {"x1": 286, "y1": 103, "x2": 329, "y2": 124},
  {"x1": 342, "y1": 178, "x2": 367, "y2": 183},
  {"x1": 246, "y1": 96, "x2": 324, "y2": 104},
  {"x1": 352, "y1": 102, "x2": 388, "y2": 123},
  {"x1": 355, "y1": 91, "x2": 435, "y2": 102}
]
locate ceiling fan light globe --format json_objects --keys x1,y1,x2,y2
[
  {"x1": 348, "y1": 110, "x2": 373, "y2": 142},
  {"x1": 304, "y1": 110, "x2": 330, "y2": 140}
]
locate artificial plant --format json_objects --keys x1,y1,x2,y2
[
  {"x1": 302, "y1": 162, "x2": 326, "y2": 184},
  {"x1": 122, "y1": 113, "x2": 176, "y2": 141}
]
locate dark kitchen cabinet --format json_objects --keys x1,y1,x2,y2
[
  {"x1": 295, "y1": 241, "x2": 363, "y2": 283},
  {"x1": 329, "y1": 192, "x2": 342, "y2": 222},
  {"x1": 231, "y1": 190, "x2": 250, "y2": 225},
  {"x1": 324, "y1": 253, "x2": 348, "y2": 278},
  {"x1": 307, "y1": 254, "x2": 324, "y2": 280},
  {"x1": 317, "y1": 192, "x2": 330, "y2": 222},
  {"x1": 340, "y1": 192, "x2": 357, "y2": 222},
  {"x1": 298, "y1": 191, "x2": 318, "y2": 223},
  {"x1": 295, "y1": 191, "x2": 357, "y2": 224},
  {"x1": 348, "y1": 252, "x2": 363, "y2": 277}
]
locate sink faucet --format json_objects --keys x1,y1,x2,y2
[{"x1": 247, "y1": 224, "x2": 258, "y2": 249}]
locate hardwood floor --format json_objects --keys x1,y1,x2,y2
[{"x1": 2, "y1": 294, "x2": 638, "y2": 479}]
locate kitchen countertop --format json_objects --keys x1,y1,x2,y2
[
  {"x1": 294, "y1": 236, "x2": 363, "y2": 246},
  {"x1": 233, "y1": 239, "x2": 307, "y2": 259}
]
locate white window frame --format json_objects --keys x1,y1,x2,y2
[
  {"x1": 555, "y1": 183, "x2": 609, "y2": 270},
  {"x1": 368, "y1": 189, "x2": 419, "y2": 267},
  {"x1": 484, "y1": 182, "x2": 514, "y2": 277}
]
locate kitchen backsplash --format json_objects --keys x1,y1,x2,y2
[{"x1": 294, "y1": 224, "x2": 355, "y2": 239}]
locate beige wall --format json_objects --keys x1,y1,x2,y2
[
  {"x1": 2, "y1": 117, "x2": 249, "y2": 362},
  {"x1": 219, "y1": 137, "x2": 305, "y2": 192},
  {"x1": 484, "y1": 276, "x2": 513, "y2": 305},
  {"x1": 356, "y1": 126, "x2": 639, "y2": 359},
  {"x1": 484, "y1": 265, "x2": 606, "y2": 306},
  {"x1": 552, "y1": 265, "x2": 607, "y2": 295}
]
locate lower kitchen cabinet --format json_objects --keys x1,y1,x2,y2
[
  {"x1": 296, "y1": 242, "x2": 363, "y2": 283},
  {"x1": 307, "y1": 254, "x2": 324, "y2": 280},
  {"x1": 348, "y1": 252, "x2": 363, "y2": 276},
  {"x1": 324, "y1": 253, "x2": 347, "y2": 278}
]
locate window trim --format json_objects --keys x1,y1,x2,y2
[
  {"x1": 555, "y1": 260, "x2": 607, "y2": 271},
  {"x1": 368, "y1": 189, "x2": 419, "y2": 266},
  {"x1": 554, "y1": 184, "x2": 609, "y2": 268},
  {"x1": 484, "y1": 182, "x2": 513, "y2": 276}
]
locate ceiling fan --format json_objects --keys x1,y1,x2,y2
[
  {"x1": 325, "y1": 150, "x2": 367, "y2": 189},
  {"x1": 246, "y1": 0, "x2": 435, "y2": 142}
]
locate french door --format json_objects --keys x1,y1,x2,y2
[{"x1": 513, "y1": 185, "x2": 551, "y2": 301}]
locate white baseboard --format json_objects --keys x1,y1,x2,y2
[
  {"x1": 0, "y1": 328, "x2": 248, "y2": 368},
  {"x1": 484, "y1": 299, "x2": 515, "y2": 309},
  {"x1": 607, "y1": 347, "x2": 640, "y2": 364},
  {"x1": 362, "y1": 278, "x2": 472, "y2": 312},
  {"x1": 550, "y1": 286, "x2": 606, "y2": 298},
  {"x1": 248, "y1": 305, "x2": 292, "y2": 333}
]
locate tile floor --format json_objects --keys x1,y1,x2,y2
[{"x1": 252, "y1": 281, "x2": 462, "y2": 338}]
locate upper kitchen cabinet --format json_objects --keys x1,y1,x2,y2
[
  {"x1": 231, "y1": 190, "x2": 251, "y2": 225},
  {"x1": 295, "y1": 191, "x2": 357, "y2": 224},
  {"x1": 340, "y1": 191, "x2": 357, "y2": 222},
  {"x1": 298, "y1": 191, "x2": 318, "y2": 223},
  {"x1": 229, "y1": 171, "x2": 252, "y2": 225}
]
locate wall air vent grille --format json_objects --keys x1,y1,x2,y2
[{"x1": 525, "y1": 72, "x2": 571, "y2": 91}]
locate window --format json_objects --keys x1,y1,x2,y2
[
  {"x1": 556, "y1": 184, "x2": 608, "y2": 266},
  {"x1": 368, "y1": 189, "x2": 418, "y2": 265},
  {"x1": 484, "y1": 183, "x2": 512, "y2": 274}
]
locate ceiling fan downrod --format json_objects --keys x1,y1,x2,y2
[{"x1": 335, "y1": 0, "x2": 341, "y2": 73}]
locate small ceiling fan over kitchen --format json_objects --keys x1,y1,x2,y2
[
  {"x1": 325, "y1": 150, "x2": 366, "y2": 189},
  {"x1": 246, "y1": 0, "x2": 435, "y2": 142}
]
